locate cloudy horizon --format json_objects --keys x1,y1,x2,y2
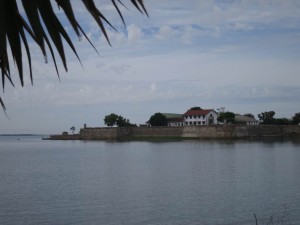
[{"x1": 1, "y1": 0, "x2": 300, "y2": 134}]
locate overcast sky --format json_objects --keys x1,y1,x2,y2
[{"x1": 1, "y1": 0, "x2": 300, "y2": 134}]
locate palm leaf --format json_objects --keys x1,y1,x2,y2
[{"x1": 0, "y1": 0, "x2": 148, "y2": 111}]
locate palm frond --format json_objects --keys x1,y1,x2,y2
[{"x1": 0, "y1": 0, "x2": 148, "y2": 111}]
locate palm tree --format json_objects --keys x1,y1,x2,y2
[{"x1": 0, "y1": 0, "x2": 148, "y2": 110}]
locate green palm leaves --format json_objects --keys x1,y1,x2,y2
[{"x1": 0, "y1": 0, "x2": 148, "y2": 110}]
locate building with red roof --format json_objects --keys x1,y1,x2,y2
[{"x1": 183, "y1": 108, "x2": 219, "y2": 126}]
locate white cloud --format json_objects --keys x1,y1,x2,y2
[
  {"x1": 127, "y1": 24, "x2": 143, "y2": 43},
  {"x1": 156, "y1": 26, "x2": 175, "y2": 40}
]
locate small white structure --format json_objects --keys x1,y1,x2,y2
[{"x1": 183, "y1": 108, "x2": 218, "y2": 125}]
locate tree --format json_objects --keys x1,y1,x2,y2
[
  {"x1": 292, "y1": 112, "x2": 300, "y2": 125},
  {"x1": 217, "y1": 112, "x2": 235, "y2": 124},
  {"x1": 190, "y1": 107, "x2": 202, "y2": 110},
  {"x1": 258, "y1": 111, "x2": 276, "y2": 124},
  {"x1": 0, "y1": 1, "x2": 148, "y2": 110},
  {"x1": 243, "y1": 113, "x2": 255, "y2": 119},
  {"x1": 149, "y1": 113, "x2": 168, "y2": 126},
  {"x1": 70, "y1": 126, "x2": 75, "y2": 134},
  {"x1": 104, "y1": 113, "x2": 136, "y2": 127},
  {"x1": 274, "y1": 118, "x2": 291, "y2": 125},
  {"x1": 104, "y1": 113, "x2": 119, "y2": 127}
]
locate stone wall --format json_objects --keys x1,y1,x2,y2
[
  {"x1": 53, "y1": 125, "x2": 300, "y2": 140},
  {"x1": 130, "y1": 126, "x2": 184, "y2": 137},
  {"x1": 80, "y1": 127, "x2": 118, "y2": 140},
  {"x1": 181, "y1": 125, "x2": 300, "y2": 139}
]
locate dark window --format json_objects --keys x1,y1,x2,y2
[{"x1": 202, "y1": 121, "x2": 205, "y2": 125}]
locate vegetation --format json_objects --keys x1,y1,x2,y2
[
  {"x1": 190, "y1": 107, "x2": 202, "y2": 110},
  {"x1": 217, "y1": 111, "x2": 236, "y2": 124},
  {"x1": 258, "y1": 111, "x2": 276, "y2": 125},
  {"x1": 70, "y1": 126, "x2": 75, "y2": 134},
  {"x1": 292, "y1": 112, "x2": 300, "y2": 125},
  {"x1": 104, "y1": 113, "x2": 136, "y2": 127},
  {"x1": 0, "y1": 0, "x2": 148, "y2": 110},
  {"x1": 243, "y1": 113, "x2": 255, "y2": 119},
  {"x1": 149, "y1": 113, "x2": 168, "y2": 126},
  {"x1": 258, "y1": 111, "x2": 292, "y2": 125}
]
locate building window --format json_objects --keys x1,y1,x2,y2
[
  {"x1": 189, "y1": 122, "x2": 192, "y2": 125},
  {"x1": 194, "y1": 116, "x2": 196, "y2": 119},
  {"x1": 189, "y1": 116, "x2": 192, "y2": 119},
  {"x1": 202, "y1": 121, "x2": 205, "y2": 125},
  {"x1": 185, "y1": 122, "x2": 188, "y2": 125},
  {"x1": 198, "y1": 121, "x2": 201, "y2": 125}
]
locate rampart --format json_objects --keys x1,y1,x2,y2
[
  {"x1": 47, "y1": 125, "x2": 300, "y2": 140},
  {"x1": 76, "y1": 125, "x2": 300, "y2": 140}
]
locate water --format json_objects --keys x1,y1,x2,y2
[{"x1": 0, "y1": 136, "x2": 300, "y2": 225}]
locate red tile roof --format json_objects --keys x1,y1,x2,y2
[{"x1": 183, "y1": 109, "x2": 215, "y2": 116}]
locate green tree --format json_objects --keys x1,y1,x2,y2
[
  {"x1": 70, "y1": 126, "x2": 75, "y2": 134},
  {"x1": 243, "y1": 113, "x2": 255, "y2": 119},
  {"x1": 0, "y1": 1, "x2": 148, "y2": 110},
  {"x1": 104, "y1": 113, "x2": 119, "y2": 127},
  {"x1": 258, "y1": 111, "x2": 276, "y2": 124},
  {"x1": 274, "y1": 118, "x2": 291, "y2": 125},
  {"x1": 218, "y1": 112, "x2": 235, "y2": 124},
  {"x1": 104, "y1": 113, "x2": 136, "y2": 127},
  {"x1": 149, "y1": 113, "x2": 168, "y2": 126},
  {"x1": 292, "y1": 112, "x2": 300, "y2": 125},
  {"x1": 190, "y1": 106, "x2": 202, "y2": 110}
]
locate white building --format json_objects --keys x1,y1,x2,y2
[{"x1": 183, "y1": 109, "x2": 218, "y2": 125}]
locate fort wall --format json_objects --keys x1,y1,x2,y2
[{"x1": 48, "y1": 125, "x2": 300, "y2": 140}]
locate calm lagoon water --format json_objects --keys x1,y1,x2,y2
[{"x1": 0, "y1": 136, "x2": 300, "y2": 225}]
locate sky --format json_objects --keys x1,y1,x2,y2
[{"x1": 1, "y1": 0, "x2": 300, "y2": 134}]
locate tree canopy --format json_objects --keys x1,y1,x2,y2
[
  {"x1": 258, "y1": 111, "x2": 276, "y2": 124},
  {"x1": 190, "y1": 107, "x2": 202, "y2": 110},
  {"x1": 104, "y1": 113, "x2": 136, "y2": 127},
  {"x1": 0, "y1": 0, "x2": 148, "y2": 110},
  {"x1": 292, "y1": 112, "x2": 300, "y2": 125},
  {"x1": 217, "y1": 112, "x2": 235, "y2": 124},
  {"x1": 149, "y1": 113, "x2": 168, "y2": 126}
]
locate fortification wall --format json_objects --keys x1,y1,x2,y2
[
  {"x1": 182, "y1": 125, "x2": 300, "y2": 139},
  {"x1": 130, "y1": 126, "x2": 184, "y2": 137},
  {"x1": 80, "y1": 127, "x2": 118, "y2": 140},
  {"x1": 59, "y1": 125, "x2": 300, "y2": 140}
]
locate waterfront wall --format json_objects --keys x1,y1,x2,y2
[
  {"x1": 74, "y1": 125, "x2": 300, "y2": 140},
  {"x1": 182, "y1": 125, "x2": 300, "y2": 139},
  {"x1": 80, "y1": 127, "x2": 119, "y2": 140}
]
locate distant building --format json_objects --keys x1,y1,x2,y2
[
  {"x1": 183, "y1": 108, "x2": 218, "y2": 125},
  {"x1": 235, "y1": 114, "x2": 259, "y2": 125},
  {"x1": 163, "y1": 113, "x2": 184, "y2": 126}
]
